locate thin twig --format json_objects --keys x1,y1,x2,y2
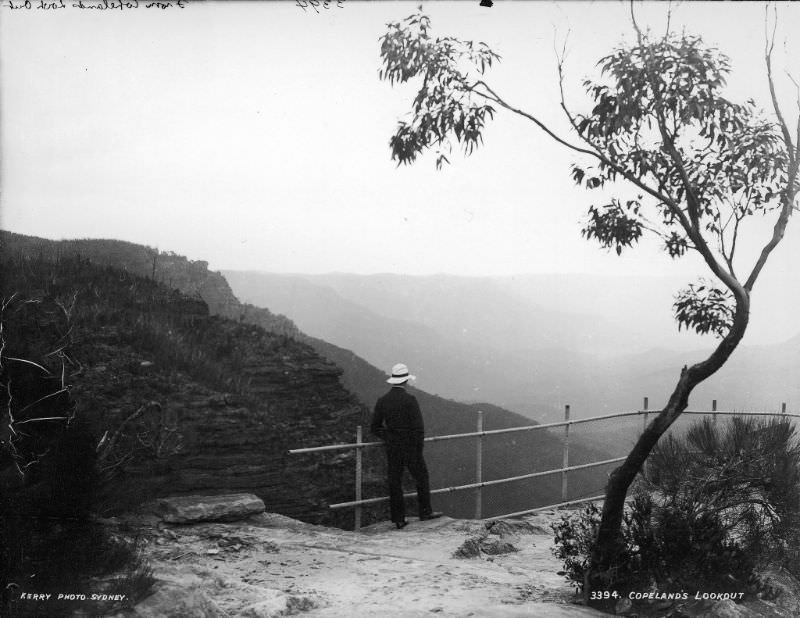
[
  {"x1": 14, "y1": 416, "x2": 72, "y2": 425},
  {"x1": 15, "y1": 388, "x2": 69, "y2": 416},
  {"x1": 5, "y1": 357, "x2": 52, "y2": 375},
  {"x1": 765, "y1": 5, "x2": 796, "y2": 167}
]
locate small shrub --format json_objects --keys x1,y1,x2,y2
[
  {"x1": 552, "y1": 494, "x2": 760, "y2": 598},
  {"x1": 551, "y1": 502, "x2": 602, "y2": 591},
  {"x1": 552, "y1": 417, "x2": 800, "y2": 601},
  {"x1": 645, "y1": 417, "x2": 800, "y2": 574},
  {"x1": 94, "y1": 534, "x2": 156, "y2": 613}
]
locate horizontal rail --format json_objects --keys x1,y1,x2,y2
[
  {"x1": 425, "y1": 411, "x2": 643, "y2": 440},
  {"x1": 328, "y1": 456, "x2": 625, "y2": 510},
  {"x1": 681, "y1": 410, "x2": 800, "y2": 418},
  {"x1": 289, "y1": 408, "x2": 797, "y2": 455},
  {"x1": 289, "y1": 440, "x2": 382, "y2": 455},
  {"x1": 289, "y1": 410, "x2": 646, "y2": 455},
  {"x1": 485, "y1": 494, "x2": 607, "y2": 521},
  {"x1": 296, "y1": 405, "x2": 795, "y2": 523}
]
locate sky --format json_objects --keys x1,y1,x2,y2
[{"x1": 1, "y1": 0, "x2": 799, "y2": 287}]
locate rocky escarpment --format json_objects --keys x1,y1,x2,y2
[
  {"x1": 0, "y1": 230, "x2": 298, "y2": 338},
  {"x1": 0, "y1": 249, "x2": 375, "y2": 526},
  {"x1": 73, "y1": 319, "x2": 368, "y2": 525}
]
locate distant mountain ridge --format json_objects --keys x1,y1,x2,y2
[
  {"x1": 224, "y1": 270, "x2": 800, "y2": 419},
  {"x1": 0, "y1": 231, "x2": 299, "y2": 338},
  {"x1": 223, "y1": 270, "x2": 563, "y2": 419}
]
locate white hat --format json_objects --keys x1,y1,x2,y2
[{"x1": 387, "y1": 363, "x2": 416, "y2": 385}]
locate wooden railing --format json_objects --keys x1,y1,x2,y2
[{"x1": 289, "y1": 399, "x2": 794, "y2": 530}]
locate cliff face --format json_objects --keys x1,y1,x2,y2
[
  {"x1": 0, "y1": 239, "x2": 373, "y2": 526},
  {"x1": 75, "y1": 324, "x2": 362, "y2": 523},
  {"x1": 0, "y1": 231, "x2": 298, "y2": 337}
]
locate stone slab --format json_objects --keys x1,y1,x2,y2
[{"x1": 156, "y1": 493, "x2": 265, "y2": 524}]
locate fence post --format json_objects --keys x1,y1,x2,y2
[
  {"x1": 355, "y1": 425, "x2": 363, "y2": 531},
  {"x1": 561, "y1": 405, "x2": 570, "y2": 502},
  {"x1": 712, "y1": 399, "x2": 718, "y2": 426},
  {"x1": 642, "y1": 396, "x2": 649, "y2": 434},
  {"x1": 475, "y1": 410, "x2": 483, "y2": 519}
]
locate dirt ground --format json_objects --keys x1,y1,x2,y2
[{"x1": 128, "y1": 510, "x2": 610, "y2": 617}]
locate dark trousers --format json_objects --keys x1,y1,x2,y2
[{"x1": 385, "y1": 432, "x2": 432, "y2": 523}]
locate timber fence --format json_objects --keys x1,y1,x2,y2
[{"x1": 289, "y1": 398, "x2": 795, "y2": 530}]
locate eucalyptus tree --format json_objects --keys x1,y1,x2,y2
[{"x1": 378, "y1": 7, "x2": 799, "y2": 601}]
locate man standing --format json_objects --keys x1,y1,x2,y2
[{"x1": 371, "y1": 363, "x2": 442, "y2": 529}]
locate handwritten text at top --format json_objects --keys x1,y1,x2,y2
[
  {"x1": 4, "y1": 0, "x2": 187, "y2": 9},
  {"x1": 296, "y1": 0, "x2": 346, "y2": 13}
]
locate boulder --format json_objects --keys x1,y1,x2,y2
[
  {"x1": 480, "y1": 536, "x2": 519, "y2": 556},
  {"x1": 452, "y1": 534, "x2": 519, "y2": 558},
  {"x1": 239, "y1": 592, "x2": 317, "y2": 618},
  {"x1": 156, "y1": 493, "x2": 265, "y2": 524},
  {"x1": 485, "y1": 519, "x2": 537, "y2": 547},
  {"x1": 485, "y1": 519, "x2": 539, "y2": 536}
]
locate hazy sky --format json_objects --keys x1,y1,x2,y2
[{"x1": 2, "y1": 0, "x2": 799, "y2": 285}]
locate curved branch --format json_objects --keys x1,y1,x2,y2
[
  {"x1": 471, "y1": 83, "x2": 677, "y2": 212},
  {"x1": 726, "y1": 215, "x2": 741, "y2": 279},
  {"x1": 472, "y1": 81, "x2": 596, "y2": 160},
  {"x1": 744, "y1": 185, "x2": 797, "y2": 292},
  {"x1": 744, "y1": 10, "x2": 799, "y2": 291},
  {"x1": 688, "y1": 280, "x2": 750, "y2": 385},
  {"x1": 786, "y1": 70, "x2": 800, "y2": 114},
  {"x1": 475, "y1": 80, "x2": 743, "y2": 296},
  {"x1": 553, "y1": 42, "x2": 714, "y2": 269},
  {"x1": 629, "y1": 14, "x2": 703, "y2": 231},
  {"x1": 626, "y1": 15, "x2": 746, "y2": 301},
  {"x1": 5, "y1": 357, "x2": 52, "y2": 375},
  {"x1": 765, "y1": 5, "x2": 796, "y2": 167}
]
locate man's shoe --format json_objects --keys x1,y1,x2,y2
[
  {"x1": 419, "y1": 511, "x2": 443, "y2": 521},
  {"x1": 395, "y1": 520, "x2": 408, "y2": 530}
]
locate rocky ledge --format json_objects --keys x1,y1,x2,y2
[
  {"x1": 99, "y1": 500, "x2": 800, "y2": 618},
  {"x1": 99, "y1": 505, "x2": 600, "y2": 618}
]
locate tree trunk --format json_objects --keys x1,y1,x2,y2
[{"x1": 586, "y1": 290, "x2": 750, "y2": 610}]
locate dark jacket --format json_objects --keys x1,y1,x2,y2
[{"x1": 371, "y1": 386, "x2": 424, "y2": 442}]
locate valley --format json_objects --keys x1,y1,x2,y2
[{"x1": 224, "y1": 270, "x2": 800, "y2": 420}]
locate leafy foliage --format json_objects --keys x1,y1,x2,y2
[
  {"x1": 569, "y1": 32, "x2": 790, "y2": 303},
  {"x1": 644, "y1": 417, "x2": 800, "y2": 562},
  {"x1": 673, "y1": 280, "x2": 735, "y2": 337},
  {"x1": 380, "y1": 12, "x2": 797, "y2": 342},
  {"x1": 379, "y1": 11, "x2": 500, "y2": 169},
  {"x1": 575, "y1": 34, "x2": 788, "y2": 213},
  {"x1": 582, "y1": 199, "x2": 644, "y2": 255},
  {"x1": 553, "y1": 417, "x2": 800, "y2": 601},
  {"x1": 551, "y1": 502, "x2": 602, "y2": 592},
  {"x1": 552, "y1": 494, "x2": 759, "y2": 598}
]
